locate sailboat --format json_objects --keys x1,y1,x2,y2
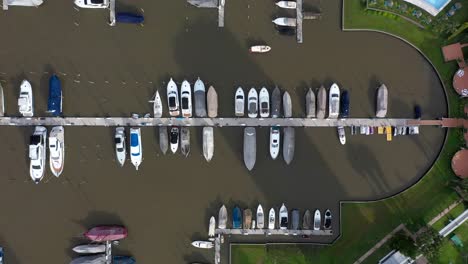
[
  {"x1": 203, "y1": 127, "x2": 214, "y2": 162},
  {"x1": 49, "y1": 126, "x2": 65, "y2": 177},
  {"x1": 243, "y1": 127, "x2": 256, "y2": 171},
  {"x1": 47, "y1": 75, "x2": 62, "y2": 117},
  {"x1": 302, "y1": 210, "x2": 311, "y2": 230},
  {"x1": 305, "y1": 88, "x2": 316, "y2": 118},
  {"x1": 181, "y1": 80, "x2": 192, "y2": 118},
  {"x1": 256, "y1": 205, "x2": 264, "y2": 229},
  {"x1": 70, "y1": 254, "x2": 106, "y2": 264},
  {"x1": 159, "y1": 127, "x2": 168, "y2": 155},
  {"x1": 18, "y1": 80, "x2": 33, "y2": 117},
  {"x1": 208, "y1": 216, "x2": 216, "y2": 237},
  {"x1": 115, "y1": 127, "x2": 126, "y2": 166},
  {"x1": 207, "y1": 86, "x2": 218, "y2": 118},
  {"x1": 243, "y1": 209, "x2": 252, "y2": 229},
  {"x1": 268, "y1": 208, "x2": 275, "y2": 230},
  {"x1": 72, "y1": 244, "x2": 106, "y2": 254},
  {"x1": 271, "y1": 87, "x2": 281, "y2": 118},
  {"x1": 283, "y1": 127, "x2": 295, "y2": 165},
  {"x1": 283, "y1": 92, "x2": 292, "y2": 118},
  {"x1": 167, "y1": 78, "x2": 179, "y2": 116},
  {"x1": 150, "y1": 90, "x2": 163, "y2": 118},
  {"x1": 376, "y1": 84, "x2": 388, "y2": 118},
  {"x1": 129, "y1": 128, "x2": 142, "y2": 170},
  {"x1": 316, "y1": 86, "x2": 326, "y2": 119}
]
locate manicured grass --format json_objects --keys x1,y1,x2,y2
[
  {"x1": 231, "y1": 244, "x2": 266, "y2": 264},
  {"x1": 432, "y1": 202, "x2": 467, "y2": 231},
  {"x1": 437, "y1": 222, "x2": 468, "y2": 263}
]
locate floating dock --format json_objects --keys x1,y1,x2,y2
[{"x1": 215, "y1": 228, "x2": 332, "y2": 236}]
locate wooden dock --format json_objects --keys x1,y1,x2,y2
[{"x1": 215, "y1": 228, "x2": 333, "y2": 236}]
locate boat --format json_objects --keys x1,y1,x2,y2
[
  {"x1": 275, "y1": 0, "x2": 297, "y2": 9},
  {"x1": 113, "y1": 256, "x2": 136, "y2": 264},
  {"x1": 283, "y1": 127, "x2": 295, "y2": 165},
  {"x1": 159, "y1": 126, "x2": 168, "y2": 155},
  {"x1": 249, "y1": 45, "x2": 271, "y2": 53},
  {"x1": 0, "y1": 83, "x2": 4, "y2": 116},
  {"x1": 386, "y1": 126, "x2": 393, "y2": 141},
  {"x1": 115, "y1": 12, "x2": 144, "y2": 24},
  {"x1": 366, "y1": 126, "x2": 370, "y2": 135},
  {"x1": 180, "y1": 127, "x2": 190, "y2": 157},
  {"x1": 283, "y1": 91, "x2": 292, "y2": 118},
  {"x1": 0, "y1": 247, "x2": 3, "y2": 264},
  {"x1": 194, "y1": 78, "x2": 207, "y2": 117},
  {"x1": 259, "y1": 87, "x2": 270, "y2": 118},
  {"x1": 181, "y1": 80, "x2": 192, "y2": 118},
  {"x1": 252, "y1": 220, "x2": 256, "y2": 229},
  {"x1": 247, "y1": 88, "x2": 258, "y2": 118},
  {"x1": 207, "y1": 86, "x2": 218, "y2": 118},
  {"x1": 270, "y1": 126, "x2": 280, "y2": 160},
  {"x1": 47, "y1": 75, "x2": 62, "y2": 117},
  {"x1": 74, "y1": 0, "x2": 107, "y2": 8},
  {"x1": 340, "y1": 90, "x2": 349, "y2": 118},
  {"x1": 243, "y1": 127, "x2": 256, "y2": 171},
  {"x1": 351, "y1": 126, "x2": 356, "y2": 135},
  {"x1": 360, "y1": 126, "x2": 366, "y2": 135},
  {"x1": 235, "y1": 87, "x2": 245, "y2": 117},
  {"x1": 257, "y1": 205, "x2": 264, "y2": 229},
  {"x1": 150, "y1": 90, "x2": 163, "y2": 118},
  {"x1": 414, "y1": 105, "x2": 421, "y2": 119},
  {"x1": 376, "y1": 84, "x2": 388, "y2": 118},
  {"x1": 272, "y1": 17, "x2": 297, "y2": 27},
  {"x1": 70, "y1": 254, "x2": 106, "y2": 264},
  {"x1": 268, "y1": 208, "x2": 275, "y2": 230},
  {"x1": 305, "y1": 88, "x2": 316, "y2": 118},
  {"x1": 328, "y1": 83, "x2": 340, "y2": 118},
  {"x1": 72, "y1": 244, "x2": 106, "y2": 254},
  {"x1": 302, "y1": 210, "x2": 311, "y2": 229},
  {"x1": 401, "y1": 126, "x2": 407, "y2": 135},
  {"x1": 191, "y1": 241, "x2": 214, "y2": 249},
  {"x1": 313, "y1": 209, "x2": 321, "y2": 231},
  {"x1": 203, "y1": 127, "x2": 214, "y2": 162},
  {"x1": 291, "y1": 209, "x2": 300, "y2": 230},
  {"x1": 279, "y1": 203, "x2": 288, "y2": 230},
  {"x1": 167, "y1": 78, "x2": 180, "y2": 116},
  {"x1": 129, "y1": 127, "x2": 142, "y2": 170},
  {"x1": 337, "y1": 126, "x2": 346, "y2": 145},
  {"x1": 208, "y1": 216, "x2": 216, "y2": 237},
  {"x1": 324, "y1": 209, "x2": 332, "y2": 229},
  {"x1": 114, "y1": 127, "x2": 126, "y2": 166},
  {"x1": 18, "y1": 79, "x2": 33, "y2": 117},
  {"x1": 218, "y1": 205, "x2": 228, "y2": 229},
  {"x1": 233, "y1": 206, "x2": 242, "y2": 229},
  {"x1": 49, "y1": 126, "x2": 65, "y2": 177},
  {"x1": 29, "y1": 126, "x2": 47, "y2": 184},
  {"x1": 409, "y1": 126, "x2": 420, "y2": 135},
  {"x1": 370, "y1": 127, "x2": 375, "y2": 135},
  {"x1": 243, "y1": 209, "x2": 252, "y2": 229},
  {"x1": 170, "y1": 127, "x2": 179, "y2": 154},
  {"x1": 84, "y1": 226, "x2": 128, "y2": 242},
  {"x1": 316, "y1": 86, "x2": 326, "y2": 119},
  {"x1": 271, "y1": 87, "x2": 281, "y2": 118}
]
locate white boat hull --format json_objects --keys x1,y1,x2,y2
[
  {"x1": 257, "y1": 205, "x2": 264, "y2": 229},
  {"x1": 328, "y1": 83, "x2": 340, "y2": 119},
  {"x1": 250, "y1": 45, "x2": 271, "y2": 53},
  {"x1": 313, "y1": 209, "x2": 321, "y2": 231},
  {"x1": 191, "y1": 241, "x2": 214, "y2": 249},
  {"x1": 259, "y1": 87, "x2": 270, "y2": 118},
  {"x1": 208, "y1": 216, "x2": 216, "y2": 237},
  {"x1": 152, "y1": 90, "x2": 163, "y2": 118},
  {"x1": 167, "y1": 78, "x2": 180, "y2": 116},
  {"x1": 129, "y1": 128, "x2": 142, "y2": 170},
  {"x1": 49, "y1": 126, "x2": 65, "y2": 177},
  {"x1": 275, "y1": 1, "x2": 297, "y2": 9},
  {"x1": 270, "y1": 126, "x2": 280, "y2": 160},
  {"x1": 247, "y1": 88, "x2": 258, "y2": 118},
  {"x1": 181, "y1": 80, "x2": 192, "y2": 118},
  {"x1": 272, "y1": 17, "x2": 297, "y2": 27},
  {"x1": 268, "y1": 208, "x2": 275, "y2": 230},
  {"x1": 338, "y1": 126, "x2": 346, "y2": 145},
  {"x1": 115, "y1": 127, "x2": 126, "y2": 166},
  {"x1": 170, "y1": 127, "x2": 179, "y2": 154},
  {"x1": 72, "y1": 244, "x2": 106, "y2": 254},
  {"x1": 203, "y1": 127, "x2": 214, "y2": 162},
  {"x1": 279, "y1": 203, "x2": 288, "y2": 230},
  {"x1": 29, "y1": 126, "x2": 47, "y2": 184},
  {"x1": 18, "y1": 80, "x2": 33, "y2": 117},
  {"x1": 235, "y1": 87, "x2": 245, "y2": 117}
]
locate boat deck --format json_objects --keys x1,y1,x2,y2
[{"x1": 215, "y1": 228, "x2": 332, "y2": 236}]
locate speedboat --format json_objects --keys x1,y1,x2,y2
[
  {"x1": 49, "y1": 126, "x2": 65, "y2": 177},
  {"x1": 243, "y1": 127, "x2": 256, "y2": 171},
  {"x1": 208, "y1": 216, "x2": 216, "y2": 237},
  {"x1": 235, "y1": 87, "x2": 245, "y2": 117},
  {"x1": 18, "y1": 80, "x2": 33, "y2": 117},
  {"x1": 275, "y1": 1, "x2": 297, "y2": 9},
  {"x1": 218, "y1": 205, "x2": 228, "y2": 229},
  {"x1": 129, "y1": 128, "x2": 142, "y2": 170},
  {"x1": 302, "y1": 210, "x2": 311, "y2": 229},
  {"x1": 259, "y1": 87, "x2": 270, "y2": 118},
  {"x1": 279, "y1": 203, "x2": 288, "y2": 230},
  {"x1": 74, "y1": 0, "x2": 109, "y2": 8},
  {"x1": 159, "y1": 127, "x2": 168, "y2": 155},
  {"x1": 247, "y1": 88, "x2": 258, "y2": 118},
  {"x1": 0, "y1": 83, "x2": 4, "y2": 116},
  {"x1": 150, "y1": 90, "x2": 163, "y2": 118},
  {"x1": 291, "y1": 209, "x2": 299, "y2": 231},
  {"x1": 324, "y1": 209, "x2": 332, "y2": 229},
  {"x1": 283, "y1": 127, "x2": 295, "y2": 165},
  {"x1": 72, "y1": 244, "x2": 106, "y2": 254},
  {"x1": 180, "y1": 127, "x2": 190, "y2": 157},
  {"x1": 337, "y1": 126, "x2": 346, "y2": 145},
  {"x1": 191, "y1": 241, "x2": 214, "y2": 249},
  {"x1": 180, "y1": 80, "x2": 192, "y2": 118},
  {"x1": 328, "y1": 83, "x2": 340, "y2": 118},
  {"x1": 270, "y1": 126, "x2": 280, "y2": 160},
  {"x1": 316, "y1": 86, "x2": 326, "y2": 119},
  {"x1": 313, "y1": 209, "x2": 321, "y2": 231},
  {"x1": 340, "y1": 90, "x2": 349, "y2": 118},
  {"x1": 203, "y1": 127, "x2": 214, "y2": 162},
  {"x1": 305, "y1": 88, "x2": 316, "y2": 118},
  {"x1": 207, "y1": 86, "x2": 218, "y2": 118},
  {"x1": 84, "y1": 226, "x2": 128, "y2": 242},
  {"x1": 170, "y1": 127, "x2": 179, "y2": 153},
  {"x1": 272, "y1": 17, "x2": 297, "y2": 27},
  {"x1": 271, "y1": 87, "x2": 281, "y2": 118},
  {"x1": 29, "y1": 126, "x2": 47, "y2": 184},
  {"x1": 167, "y1": 78, "x2": 180, "y2": 116},
  {"x1": 283, "y1": 92, "x2": 292, "y2": 118},
  {"x1": 257, "y1": 205, "x2": 264, "y2": 229},
  {"x1": 268, "y1": 208, "x2": 275, "y2": 230},
  {"x1": 70, "y1": 254, "x2": 105, "y2": 264},
  {"x1": 115, "y1": 127, "x2": 126, "y2": 166},
  {"x1": 243, "y1": 209, "x2": 252, "y2": 229},
  {"x1": 194, "y1": 78, "x2": 207, "y2": 117},
  {"x1": 47, "y1": 75, "x2": 62, "y2": 117},
  {"x1": 249, "y1": 45, "x2": 271, "y2": 53},
  {"x1": 233, "y1": 206, "x2": 242, "y2": 229},
  {"x1": 376, "y1": 84, "x2": 388, "y2": 118}
]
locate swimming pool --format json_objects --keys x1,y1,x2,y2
[{"x1": 404, "y1": 0, "x2": 452, "y2": 16}]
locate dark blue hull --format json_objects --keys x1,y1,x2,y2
[
  {"x1": 114, "y1": 256, "x2": 136, "y2": 264},
  {"x1": 233, "y1": 207, "x2": 242, "y2": 229},
  {"x1": 116, "y1": 13, "x2": 144, "y2": 24},
  {"x1": 340, "y1": 91, "x2": 349, "y2": 118},
  {"x1": 47, "y1": 75, "x2": 62, "y2": 117}
]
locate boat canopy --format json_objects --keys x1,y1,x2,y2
[
  {"x1": 116, "y1": 12, "x2": 144, "y2": 24},
  {"x1": 130, "y1": 133, "x2": 139, "y2": 147},
  {"x1": 47, "y1": 75, "x2": 62, "y2": 116}
]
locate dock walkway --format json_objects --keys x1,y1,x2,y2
[{"x1": 215, "y1": 228, "x2": 332, "y2": 236}]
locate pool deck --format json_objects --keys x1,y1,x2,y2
[{"x1": 403, "y1": 0, "x2": 452, "y2": 16}]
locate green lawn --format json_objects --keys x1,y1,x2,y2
[
  {"x1": 432, "y1": 202, "x2": 467, "y2": 231},
  {"x1": 437, "y1": 222, "x2": 468, "y2": 263}
]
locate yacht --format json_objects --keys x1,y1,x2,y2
[
  {"x1": 29, "y1": 126, "x2": 47, "y2": 184},
  {"x1": 313, "y1": 209, "x2": 321, "y2": 231},
  {"x1": 170, "y1": 127, "x2": 179, "y2": 153},
  {"x1": 259, "y1": 87, "x2": 270, "y2": 118},
  {"x1": 272, "y1": 17, "x2": 297, "y2": 27},
  {"x1": 324, "y1": 209, "x2": 332, "y2": 229},
  {"x1": 180, "y1": 127, "x2": 190, "y2": 157},
  {"x1": 129, "y1": 128, "x2": 142, "y2": 170},
  {"x1": 249, "y1": 45, "x2": 271, "y2": 53},
  {"x1": 235, "y1": 87, "x2": 245, "y2": 117},
  {"x1": 270, "y1": 126, "x2": 280, "y2": 160},
  {"x1": 203, "y1": 127, "x2": 214, "y2": 162},
  {"x1": 275, "y1": 1, "x2": 297, "y2": 9},
  {"x1": 194, "y1": 78, "x2": 207, "y2": 117},
  {"x1": 268, "y1": 208, "x2": 275, "y2": 230},
  {"x1": 337, "y1": 126, "x2": 346, "y2": 145},
  {"x1": 279, "y1": 203, "x2": 288, "y2": 230},
  {"x1": 18, "y1": 80, "x2": 33, "y2": 117},
  {"x1": 247, "y1": 88, "x2": 258, "y2": 118},
  {"x1": 167, "y1": 78, "x2": 180, "y2": 116},
  {"x1": 256, "y1": 205, "x2": 264, "y2": 229},
  {"x1": 191, "y1": 241, "x2": 214, "y2": 249},
  {"x1": 180, "y1": 80, "x2": 192, "y2": 117},
  {"x1": 115, "y1": 127, "x2": 126, "y2": 166},
  {"x1": 49, "y1": 126, "x2": 65, "y2": 177},
  {"x1": 328, "y1": 83, "x2": 340, "y2": 118}
]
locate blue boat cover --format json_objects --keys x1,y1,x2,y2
[
  {"x1": 116, "y1": 12, "x2": 144, "y2": 24},
  {"x1": 113, "y1": 256, "x2": 136, "y2": 264},
  {"x1": 233, "y1": 207, "x2": 242, "y2": 229},
  {"x1": 47, "y1": 75, "x2": 62, "y2": 116},
  {"x1": 340, "y1": 91, "x2": 350, "y2": 118},
  {"x1": 130, "y1": 133, "x2": 139, "y2": 147}
]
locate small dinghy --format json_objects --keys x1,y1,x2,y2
[
  {"x1": 84, "y1": 226, "x2": 128, "y2": 242},
  {"x1": 49, "y1": 126, "x2": 65, "y2": 177},
  {"x1": 283, "y1": 92, "x2": 292, "y2": 118},
  {"x1": 291, "y1": 209, "x2": 300, "y2": 230},
  {"x1": 208, "y1": 216, "x2": 216, "y2": 237},
  {"x1": 268, "y1": 208, "x2": 275, "y2": 230},
  {"x1": 316, "y1": 86, "x2": 326, "y2": 119},
  {"x1": 279, "y1": 203, "x2": 288, "y2": 230},
  {"x1": 340, "y1": 91, "x2": 349, "y2": 118},
  {"x1": 272, "y1": 17, "x2": 297, "y2": 27},
  {"x1": 283, "y1": 127, "x2": 295, "y2": 165},
  {"x1": 218, "y1": 205, "x2": 228, "y2": 229},
  {"x1": 181, "y1": 80, "x2": 192, "y2": 118},
  {"x1": 328, "y1": 83, "x2": 340, "y2": 118},
  {"x1": 233, "y1": 206, "x2": 242, "y2": 229},
  {"x1": 70, "y1": 254, "x2": 105, "y2": 264},
  {"x1": 115, "y1": 127, "x2": 126, "y2": 166},
  {"x1": 18, "y1": 80, "x2": 33, "y2": 117},
  {"x1": 271, "y1": 87, "x2": 281, "y2": 118},
  {"x1": 249, "y1": 45, "x2": 271, "y2": 53},
  {"x1": 159, "y1": 126, "x2": 168, "y2": 155},
  {"x1": 130, "y1": 128, "x2": 142, "y2": 170},
  {"x1": 170, "y1": 127, "x2": 179, "y2": 154},
  {"x1": 324, "y1": 209, "x2": 332, "y2": 229},
  {"x1": 256, "y1": 205, "x2": 264, "y2": 229},
  {"x1": 207, "y1": 86, "x2": 218, "y2": 118},
  {"x1": 243, "y1": 127, "x2": 256, "y2": 171},
  {"x1": 376, "y1": 84, "x2": 388, "y2": 118},
  {"x1": 313, "y1": 209, "x2": 321, "y2": 231},
  {"x1": 203, "y1": 127, "x2": 214, "y2": 162},
  {"x1": 167, "y1": 78, "x2": 180, "y2": 116},
  {"x1": 194, "y1": 78, "x2": 207, "y2": 117},
  {"x1": 270, "y1": 126, "x2": 280, "y2": 160},
  {"x1": 150, "y1": 90, "x2": 163, "y2": 118},
  {"x1": 305, "y1": 88, "x2": 316, "y2": 118},
  {"x1": 243, "y1": 209, "x2": 252, "y2": 229},
  {"x1": 275, "y1": 0, "x2": 297, "y2": 9},
  {"x1": 116, "y1": 12, "x2": 144, "y2": 24},
  {"x1": 302, "y1": 210, "x2": 311, "y2": 229},
  {"x1": 259, "y1": 87, "x2": 270, "y2": 118},
  {"x1": 0, "y1": 83, "x2": 4, "y2": 116},
  {"x1": 72, "y1": 244, "x2": 106, "y2": 254},
  {"x1": 47, "y1": 75, "x2": 62, "y2": 117},
  {"x1": 29, "y1": 126, "x2": 47, "y2": 184},
  {"x1": 180, "y1": 127, "x2": 190, "y2": 157},
  {"x1": 247, "y1": 88, "x2": 258, "y2": 118},
  {"x1": 113, "y1": 256, "x2": 136, "y2": 264},
  {"x1": 337, "y1": 126, "x2": 346, "y2": 145},
  {"x1": 234, "y1": 87, "x2": 245, "y2": 117},
  {"x1": 192, "y1": 241, "x2": 214, "y2": 249}
]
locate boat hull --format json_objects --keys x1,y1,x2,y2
[
  {"x1": 306, "y1": 88, "x2": 316, "y2": 118},
  {"x1": 249, "y1": 45, "x2": 271, "y2": 53},
  {"x1": 316, "y1": 86, "x2": 326, "y2": 119},
  {"x1": 247, "y1": 88, "x2": 258, "y2": 118},
  {"x1": 235, "y1": 87, "x2": 245, "y2": 117},
  {"x1": 194, "y1": 78, "x2": 207, "y2": 117},
  {"x1": 181, "y1": 80, "x2": 193, "y2": 118},
  {"x1": 270, "y1": 126, "x2": 280, "y2": 160},
  {"x1": 328, "y1": 83, "x2": 340, "y2": 119},
  {"x1": 218, "y1": 205, "x2": 228, "y2": 229},
  {"x1": 49, "y1": 126, "x2": 65, "y2": 177},
  {"x1": 170, "y1": 127, "x2": 179, "y2": 153},
  {"x1": 257, "y1": 205, "x2": 264, "y2": 229},
  {"x1": 115, "y1": 127, "x2": 126, "y2": 166},
  {"x1": 271, "y1": 87, "x2": 281, "y2": 118},
  {"x1": 268, "y1": 208, "x2": 275, "y2": 230},
  {"x1": 376, "y1": 84, "x2": 388, "y2": 118},
  {"x1": 313, "y1": 210, "x2": 321, "y2": 231},
  {"x1": 203, "y1": 127, "x2": 214, "y2": 162},
  {"x1": 47, "y1": 75, "x2": 62, "y2": 117},
  {"x1": 72, "y1": 244, "x2": 106, "y2": 254},
  {"x1": 282, "y1": 92, "x2": 292, "y2": 118},
  {"x1": 18, "y1": 80, "x2": 33, "y2": 117},
  {"x1": 70, "y1": 254, "x2": 105, "y2": 264},
  {"x1": 243, "y1": 127, "x2": 256, "y2": 171},
  {"x1": 283, "y1": 127, "x2": 295, "y2": 165},
  {"x1": 207, "y1": 86, "x2": 218, "y2": 118},
  {"x1": 0, "y1": 83, "x2": 4, "y2": 116},
  {"x1": 129, "y1": 128, "x2": 142, "y2": 170},
  {"x1": 159, "y1": 127, "x2": 168, "y2": 154},
  {"x1": 153, "y1": 90, "x2": 163, "y2": 118},
  {"x1": 279, "y1": 204, "x2": 288, "y2": 230},
  {"x1": 180, "y1": 127, "x2": 190, "y2": 157},
  {"x1": 259, "y1": 87, "x2": 270, "y2": 118},
  {"x1": 29, "y1": 126, "x2": 47, "y2": 184},
  {"x1": 167, "y1": 78, "x2": 180, "y2": 116},
  {"x1": 84, "y1": 226, "x2": 128, "y2": 242}
]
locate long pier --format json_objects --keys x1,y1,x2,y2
[{"x1": 215, "y1": 228, "x2": 332, "y2": 236}]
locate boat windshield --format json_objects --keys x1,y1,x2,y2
[
  {"x1": 182, "y1": 98, "x2": 189, "y2": 109},
  {"x1": 117, "y1": 147, "x2": 124, "y2": 152},
  {"x1": 249, "y1": 102, "x2": 257, "y2": 112},
  {"x1": 170, "y1": 132, "x2": 178, "y2": 143},
  {"x1": 280, "y1": 217, "x2": 288, "y2": 227},
  {"x1": 114, "y1": 137, "x2": 122, "y2": 144},
  {"x1": 169, "y1": 97, "x2": 176, "y2": 107},
  {"x1": 236, "y1": 95, "x2": 243, "y2": 99},
  {"x1": 332, "y1": 94, "x2": 339, "y2": 98},
  {"x1": 261, "y1": 102, "x2": 268, "y2": 110},
  {"x1": 32, "y1": 165, "x2": 41, "y2": 170},
  {"x1": 30, "y1": 135, "x2": 41, "y2": 145},
  {"x1": 130, "y1": 133, "x2": 139, "y2": 147}
]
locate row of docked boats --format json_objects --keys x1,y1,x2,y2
[
  {"x1": 234, "y1": 87, "x2": 291, "y2": 118},
  {"x1": 17, "y1": 75, "x2": 63, "y2": 117}
]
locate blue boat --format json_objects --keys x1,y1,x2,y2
[
  {"x1": 233, "y1": 206, "x2": 242, "y2": 229},
  {"x1": 47, "y1": 75, "x2": 62, "y2": 116},
  {"x1": 340, "y1": 91, "x2": 349, "y2": 118},
  {"x1": 116, "y1": 12, "x2": 144, "y2": 24},
  {"x1": 114, "y1": 256, "x2": 136, "y2": 264},
  {"x1": 0, "y1": 247, "x2": 3, "y2": 264}
]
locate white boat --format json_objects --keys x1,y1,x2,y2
[
  {"x1": 283, "y1": 92, "x2": 292, "y2": 118},
  {"x1": 203, "y1": 127, "x2": 214, "y2": 162},
  {"x1": 194, "y1": 78, "x2": 207, "y2": 117},
  {"x1": 275, "y1": 1, "x2": 297, "y2": 9},
  {"x1": 235, "y1": 87, "x2": 245, "y2": 117},
  {"x1": 268, "y1": 208, "x2": 275, "y2": 230},
  {"x1": 167, "y1": 78, "x2": 180, "y2": 116},
  {"x1": 29, "y1": 126, "x2": 47, "y2": 184},
  {"x1": 18, "y1": 80, "x2": 33, "y2": 117},
  {"x1": 360, "y1": 126, "x2": 366, "y2": 135},
  {"x1": 243, "y1": 127, "x2": 256, "y2": 171},
  {"x1": 115, "y1": 127, "x2": 126, "y2": 166},
  {"x1": 270, "y1": 126, "x2": 280, "y2": 160},
  {"x1": 181, "y1": 80, "x2": 192, "y2": 118},
  {"x1": 150, "y1": 90, "x2": 163, "y2": 118},
  {"x1": 74, "y1": 0, "x2": 108, "y2": 8},
  {"x1": 324, "y1": 209, "x2": 332, "y2": 229},
  {"x1": 72, "y1": 244, "x2": 106, "y2": 254},
  {"x1": 376, "y1": 84, "x2": 388, "y2": 118},
  {"x1": 129, "y1": 128, "x2": 142, "y2": 170},
  {"x1": 272, "y1": 17, "x2": 297, "y2": 27},
  {"x1": 49, "y1": 126, "x2": 65, "y2": 177},
  {"x1": 0, "y1": 83, "x2": 4, "y2": 116},
  {"x1": 305, "y1": 88, "x2": 316, "y2": 118},
  {"x1": 70, "y1": 254, "x2": 106, "y2": 264},
  {"x1": 313, "y1": 209, "x2": 321, "y2": 231},
  {"x1": 279, "y1": 203, "x2": 288, "y2": 230},
  {"x1": 328, "y1": 83, "x2": 340, "y2": 118},
  {"x1": 247, "y1": 88, "x2": 258, "y2": 118},
  {"x1": 259, "y1": 87, "x2": 270, "y2": 118},
  {"x1": 249, "y1": 45, "x2": 271, "y2": 53},
  {"x1": 208, "y1": 216, "x2": 216, "y2": 237},
  {"x1": 316, "y1": 86, "x2": 326, "y2": 119},
  {"x1": 337, "y1": 126, "x2": 346, "y2": 145},
  {"x1": 180, "y1": 127, "x2": 190, "y2": 157},
  {"x1": 191, "y1": 241, "x2": 214, "y2": 249},
  {"x1": 218, "y1": 205, "x2": 228, "y2": 229},
  {"x1": 207, "y1": 86, "x2": 218, "y2": 118},
  {"x1": 257, "y1": 205, "x2": 264, "y2": 229},
  {"x1": 170, "y1": 127, "x2": 179, "y2": 153}
]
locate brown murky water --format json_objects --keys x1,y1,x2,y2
[{"x1": 0, "y1": 0, "x2": 446, "y2": 263}]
